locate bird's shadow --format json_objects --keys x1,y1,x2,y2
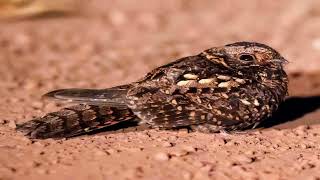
[{"x1": 258, "y1": 96, "x2": 320, "y2": 128}]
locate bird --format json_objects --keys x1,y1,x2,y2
[{"x1": 16, "y1": 41, "x2": 289, "y2": 139}]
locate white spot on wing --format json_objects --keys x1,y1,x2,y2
[
  {"x1": 177, "y1": 80, "x2": 195, "y2": 86},
  {"x1": 218, "y1": 81, "x2": 230, "y2": 88},
  {"x1": 254, "y1": 99, "x2": 260, "y2": 106},
  {"x1": 183, "y1": 74, "x2": 198, "y2": 80},
  {"x1": 217, "y1": 75, "x2": 231, "y2": 81},
  {"x1": 240, "y1": 99, "x2": 251, "y2": 105},
  {"x1": 199, "y1": 78, "x2": 215, "y2": 84}
]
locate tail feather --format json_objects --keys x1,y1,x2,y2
[
  {"x1": 42, "y1": 85, "x2": 131, "y2": 108},
  {"x1": 17, "y1": 104, "x2": 137, "y2": 139}
]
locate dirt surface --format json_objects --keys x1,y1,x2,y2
[{"x1": 0, "y1": 1, "x2": 320, "y2": 180}]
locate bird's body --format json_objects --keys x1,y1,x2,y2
[{"x1": 17, "y1": 42, "x2": 288, "y2": 139}]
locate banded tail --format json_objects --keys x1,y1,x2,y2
[
  {"x1": 17, "y1": 86, "x2": 137, "y2": 139},
  {"x1": 17, "y1": 104, "x2": 137, "y2": 139}
]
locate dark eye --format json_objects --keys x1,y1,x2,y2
[{"x1": 239, "y1": 54, "x2": 255, "y2": 61}]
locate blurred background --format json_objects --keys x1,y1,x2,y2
[
  {"x1": 0, "y1": 0, "x2": 319, "y2": 120},
  {"x1": 1, "y1": 1, "x2": 320, "y2": 180}
]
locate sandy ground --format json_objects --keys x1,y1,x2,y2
[{"x1": 0, "y1": 0, "x2": 320, "y2": 179}]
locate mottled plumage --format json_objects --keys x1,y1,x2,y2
[{"x1": 17, "y1": 42, "x2": 288, "y2": 139}]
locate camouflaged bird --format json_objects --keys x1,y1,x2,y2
[{"x1": 17, "y1": 42, "x2": 288, "y2": 139}]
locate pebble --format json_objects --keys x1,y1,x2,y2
[
  {"x1": 18, "y1": 136, "x2": 32, "y2": 144},
  {"x1": 182, "y1": 171, "x2": 192, "y2": 180},
  {"x1": 24, "y1": 80, "x2": 37, "y2": 90},
  {"x1": 244, "y1": 150, "x2": 255, "y2": 156},
  {"x1": 161, "y1": 142, "x2": 173, "y2": 148},
  {"x1": 127, "y1": 147, "x2": 144, "y2": 152},
  {"x1": 106, "y1": 149, "x2": 120, "y2": 154},
  {"x1": 168, "y1": 135, "x2": 178, "y2": 142},
  {"x1": 154, "y1": 152, "x2": 170, "y2": 161},
  {"x1": 170, "y1": 149, "x2": 189, "y2": 157},
  {"x1": 109, "y1": 10, "x2": 127, "y2": 26},
  {"x1": 33, "y1": 141, "x2": 44, "y2": 147},
  {"x1": 225, "y1": 139, "x2": 239, "y2": 146},
  {"x1": 300, "y1": 143, "x2": 313, "y2": 149},
  {"x1": 0, "y1": 119, "x2": 6, "y2": 124},
  {"x1": 31, "y1": 101, "x2": 44, "y2": 109},
  {"x1": 193, "y1": 161, "x2": 205, "y2": 168},
  {"x1": 181, "y1": 145, "x2": 197, "y2": 153},
  {"x1": 8, "y1": 120, "x2": 16, "y2": 129},
  {"x1": 193, "y1": 171, "x2": 211, "y2": 180},
  {"x1": 295, "y1": 125, "x2": 310, "y2": 135},
  {"x1": 178, "y1": 128, "x2": 189, "y2": 135},
  {"x1": 94, "y1": 149, "x2": 107, "y2": 156},
  {"x1": 312, "y1": 38, "x2": 320, "y2": 50},
  {"x1": 213, "y1": 136, "x2": 228, "y2": 145},
  {"x1": 235, "y1": 155, "x2": 254, "y2": 164},
  {"x1": 37, "y1": 168, "x2": 50, "y2": 174}
]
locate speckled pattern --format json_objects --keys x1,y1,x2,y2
[{"x1": 0, "y1": 0, "x2": 320, "y2": 179}]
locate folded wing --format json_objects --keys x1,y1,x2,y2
[{"x1": 43, "y1": 85, "x2": 131, "y2": 108}]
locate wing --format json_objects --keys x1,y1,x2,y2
[
  {"x1": 43, "y1": 85, "x2": 131, "y2": 108},
  {"x1": 126, "y1": 56, "x2": 208, "y2": 128},
  {"x1": 127, "y1": 54, "x2": 251, "y2": 130},
  {"x1": 127, "y1": 89, "x2": 213, "y2": 128}
]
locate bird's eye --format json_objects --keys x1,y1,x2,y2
[{"x1": 239, "y1": 54, "x2": 255, "y2": 61}]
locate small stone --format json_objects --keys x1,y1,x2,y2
[
  {"x1": 128, "y1": 147, "x2": 144, "y2": 152},
  {"x1": 312, "y1": 38, "x2": 320, "y2": 50},
  {"x1": 94, "y1": 149, "x2": 107, "y2": 156},
  {"x1": 200, "y1": 164, "x2": 214, "y2": 172},
  {"x1": 0, "y1": 119, "x2": 5, "y2": 124},
  {"x1": 171, "y1": 149, "x2": 189, "y2": 157},
  {"x1": 182, "y1": 171, "x2": 192, "y2": 180},
  {"x1": 162, "y1": 142, "x2": 173, "y2": 148},
  {"x1": 154, "y1": 152, "x2": 170, "y2": 161},
  {"x1": 168, "y1": 136, "x2": 178, "y2": 142},
  {"x1": 37, "y1": 168, "x2": 50, "y2": 174},
  {"x1": 24, "y1": 80, "x2": 37, "y2": 90},
  {"x1": 8, "y1": 120, "x2": 16, "y2": 129},
  {"x1": 182, "y1": 145, "x2": 197, "y2": 153},
  {"x1": 178, "y1": 128, "x2": 189, "y2": 135},
  {"x1": 109, "y1": 10, "x2": 127, "y2": 26},
  {"x1": 295, "y1": 125, "x2": 310, "y2": 135},
  {"x1": 235, "y1": 155, "x2": 254, "y2": 164},
  {"x1": 193, "y1": 161, "x2": 205, "y2": 167},
  {"x1": 31, "y1": 101, "x2": 44, "y2": 109},
  {"x1": 244, "y1": 150, "x2": 255, "y2": 156},
  {"x1": 193, "y1": 171, "x2": 210, "y2": 180},
  {"x1": 19, "y1": 136, "x2": 32, "y2": 144},
  {"x1": 300, "y1": 143, "x2": 313, "y2": 149},
  {"x1": 106, "y1": 149, "x2": 118, "y2": 154},
  {"x1": 33, "y1": 141, "x2": 44, "y2": 147}
]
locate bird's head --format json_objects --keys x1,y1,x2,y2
[
  {"x1": 200, "y1": 41, "x2": 288, "y2": 83},
  {"x1": 202, "y1": 41, "x2": 287, "y2": 68}
]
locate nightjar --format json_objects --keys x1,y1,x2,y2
[{"x1": 17, "y1": 42, "x2": 288, "y2": 139}]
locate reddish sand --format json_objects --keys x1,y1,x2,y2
[{"x1": 0, "y1": 1, "x2": 320, "y2": 180}]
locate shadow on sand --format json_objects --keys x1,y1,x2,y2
[{"x1": 258, "y1": 96, "x2": 320, "y2": 128}]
